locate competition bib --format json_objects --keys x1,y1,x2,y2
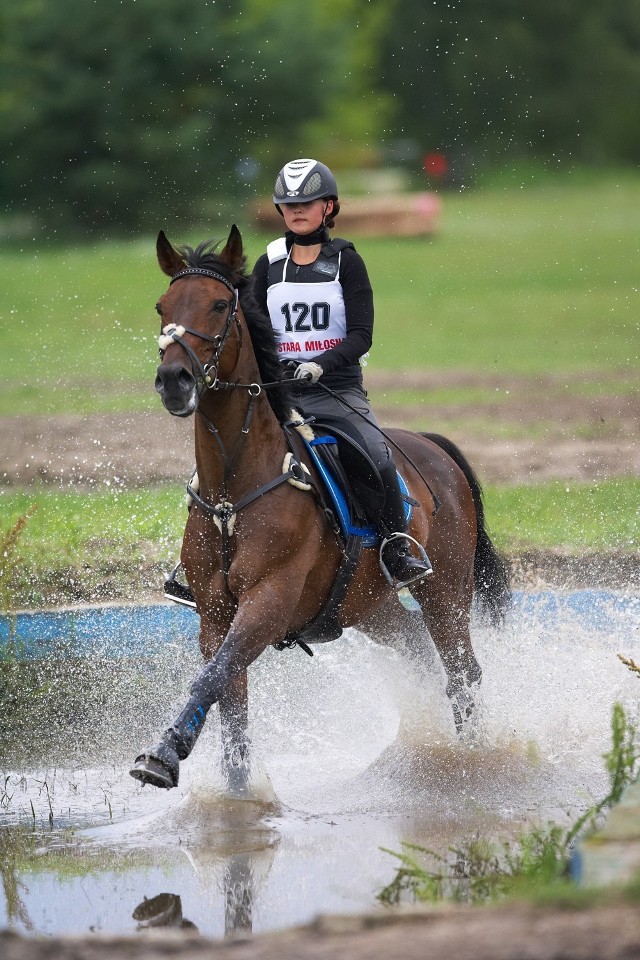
[{"x1": 266, "y1": 255, "x2": 347, "y2": 360}]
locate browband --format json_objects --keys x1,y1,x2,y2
[{"x1": 170, "y1": 267, "x2": 236, "y2": 294}]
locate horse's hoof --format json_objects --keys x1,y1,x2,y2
[{"x1": 129, "y1": 743, "x2": 179, "y2": 789}]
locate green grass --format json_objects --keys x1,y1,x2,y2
[
  {"x1": 378, "y1": 702, "x2": 640, "y2": 908},
  {"x1": 484, "y1": 478, "x2": 640, "y2": 553},
  {"x1": 0, "y1": 487, "x2": 185, "y2": 608},
  {"x1": 1, "y1": 478, "x2": 637, "y2": 609},
  {"x1": 1, "y1": 171, "x2": 638, "y2": 414},
  {"x1": 0, "y1": 488, "x2": 183, "y2": 568}
]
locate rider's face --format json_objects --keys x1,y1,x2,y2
[{"x1": 281, "y1": 198, "x2": 333, "y2": 235}]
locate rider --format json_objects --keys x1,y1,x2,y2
[{"x1": 250, "y1": 158, "x2": 432, "y2": 587}]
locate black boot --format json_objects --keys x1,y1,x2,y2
[
  {"x1": 164, "y1": 563, "x2": 196, "y2": 608},
  {"x1": 378, "y1": 462, "x2": 433, "y2": 588}
]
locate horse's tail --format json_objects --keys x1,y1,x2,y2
[{"x1": 421, "y1": 433, "x2": 511, "y2": 625}]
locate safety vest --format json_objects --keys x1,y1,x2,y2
[{"x1": 266, "y1": 237, "x2": 352, "y2": 361}]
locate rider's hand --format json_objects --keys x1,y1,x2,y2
[{"x1": 293, "y1": 361, "x2": 323, "y2": 384}]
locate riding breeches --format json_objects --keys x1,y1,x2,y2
[{"x1": 291, "y1": 384, "x2": 391, "y2": 468}]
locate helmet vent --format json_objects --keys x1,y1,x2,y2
[
  {"x1": 303, "y1": 172, "x2": 322, "y2": 196},
  {"x1": 274, "y1": 175, "x2": 285, "y2": 198}
]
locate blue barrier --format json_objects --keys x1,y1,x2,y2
[
  {"x1": 0, "y1": 590, "x2": 638, "y2": 661},
  {"x1": 0, "y1": 603, "x2": 199, "y2": 660}
]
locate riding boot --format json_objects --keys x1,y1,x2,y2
[
  {"x1": 378, "y1": 461, "x2": 433, "y2": 587},
  {"x1": 163, "y1": 468, "x2": 198, "y2": 608},
  {"x1": 164, "y1": 563, "x2": 196, "y2": 608}
]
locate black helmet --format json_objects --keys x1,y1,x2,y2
[{"x1": 273, "y1": 158, "x2": 338, "y2": 205}]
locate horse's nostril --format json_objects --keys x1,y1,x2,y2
[
  {"x1": 155, "y1": 364, "x2": 195, "y2": 396},
  {"x1": 177, "y1": 369, "x2": 194, "y2": 392}
]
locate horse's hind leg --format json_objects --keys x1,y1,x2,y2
[
  {"x1": 413, "y1": 580, "x2": 482, "y2": 734},
  {"x1": 219, "y1": 671, "x2": 251, "y2": 797}
]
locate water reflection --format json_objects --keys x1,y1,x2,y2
[
  {"x1": 132, "y1": 892, "x2": 197, "y2": 931},
  {"x1": 0, "y1": 792, "x2": 281, "y2": 938},
  {"x1": 0, "y1": 827, "x2": 35, "y2": 932},
  {"x1": 224, "y1": 855, "x2": 253, "y2": 934}
]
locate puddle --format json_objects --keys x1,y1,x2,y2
[{"x1": 1, "y1": 592, "x2": 639, "y2": 938}]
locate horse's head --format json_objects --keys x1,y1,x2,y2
[{"x1": 154, "y1": 226, "x2": 246, "y2": 417}]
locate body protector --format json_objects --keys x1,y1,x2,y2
[{"x1": 266, "y1": 237, "x2": 353, "y2": 362}]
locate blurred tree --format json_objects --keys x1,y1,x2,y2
[
  {"x1": 379, "y1": 0, "x2": 640, "y2": 177},
  {"x1": 0, "y1": 0, "x2": 390, "y2": 235}
]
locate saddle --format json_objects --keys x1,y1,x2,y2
[
  {"x1": 278, "y1": 414, "x2": 417, "y2": 655},
  {"x1": 302, "y1": 418, "x2": 414, "y2": 546}
]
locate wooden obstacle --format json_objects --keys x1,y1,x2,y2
[{"x1": 252, "y1": 192, "x2": 441, "y2": 237}]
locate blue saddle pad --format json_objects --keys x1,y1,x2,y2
[{"x1": 303, "y1": 435, "x2": 412, "y2": 548}]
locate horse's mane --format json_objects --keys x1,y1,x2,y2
[{"x1": 177, "y1": 240, "x2": 292, "y2": 423}]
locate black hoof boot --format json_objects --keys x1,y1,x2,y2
[{"x1": 130, "y1": 740, "x2": 180, "y2": 789}]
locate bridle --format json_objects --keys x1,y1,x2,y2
[
  {"x1": 157, "y1": 267, "x2": 242, "y2": 397},
  {"x1": 156, "y1": 264, "x2": 313, "y2": 590}
]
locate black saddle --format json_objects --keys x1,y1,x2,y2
[{"x1": 307, "y1": 415, "x2": 387, "y2": 527}]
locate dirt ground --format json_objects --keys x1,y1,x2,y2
[
  {"x1": 3, "y1": 900, "x2": 640, "y2": 960},
  {"x1": 2, "y1": 370, "x2": 639, "y2": 489}
]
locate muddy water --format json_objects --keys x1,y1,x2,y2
[{"x1": 1, "y1": 592, "x2": 639, "y2": 938}]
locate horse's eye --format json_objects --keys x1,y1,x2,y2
[
  {"x1": 213, "y1": 299, "x2": 229, "y2": 314},
  {"x1": 155, "y1": 303, "x2": 163, "y2": 316}
]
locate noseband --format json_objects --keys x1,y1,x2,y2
[{"x1": 158, "y1": 268, "x2": 241, "y2": 395}]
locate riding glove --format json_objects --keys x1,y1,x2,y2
[{"x1": 293, "y1": 361, "x2": 323, "y2": 384}]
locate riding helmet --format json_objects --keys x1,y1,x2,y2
[{"x1": 273, "y1": 158, "x2": 338, "y2": 206}]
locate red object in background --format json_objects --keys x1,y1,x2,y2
[{"x1": 423, "y1": 152, "x2": 448, "y2": 178}]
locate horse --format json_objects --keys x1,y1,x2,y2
[{"x1": 129, "y1": 226, "x2": 510, "y2": 792}]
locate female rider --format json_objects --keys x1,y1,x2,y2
[{"x1": 251, "y1": 158, "x2": 431, "y2": 587}]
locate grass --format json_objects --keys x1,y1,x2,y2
[
  {"x1": 0, "y1": 487, "x2": 185, "y2": 608},
  {"x1": 484, "y1": 478, "x2": 640, "y2": 554},
  {"x1": 378, "y1": 702, "x2": 640, "y2": 907},
  {"x1": 1, "y1": 171, "x2": 638, "y2": 415},
  {"x1": 0, "y1": 477, "x2": 637, "y2": 610}
]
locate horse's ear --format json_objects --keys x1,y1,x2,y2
[
  {"x1": 157, "y1": 230, "x2": 184, "y2": 277},
  {"x1": 219, "y1": 224, "x2": 244, "y2": 271}
]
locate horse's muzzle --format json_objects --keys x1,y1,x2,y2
[{"x1": 155, "y1": 362, "x2": 198, "y2": 417}]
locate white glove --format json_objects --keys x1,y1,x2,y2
[{"x1": 293, "y1": 361, "x2": 323, "y2": 384}]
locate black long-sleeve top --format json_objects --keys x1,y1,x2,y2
[{"x1": 251, "y1": 235, "x2": 374, "y2": 389}]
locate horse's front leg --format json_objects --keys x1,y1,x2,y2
[{"x1": 129, "y1": 582, "x2": 303, "y2": 790}]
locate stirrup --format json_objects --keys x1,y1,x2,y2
[
  {"x1": 379, "y1": 533, "x2": 433, "y2": 589},
  {"x1": 163, "y1": 564, "x2": 196, "y2": 609}
]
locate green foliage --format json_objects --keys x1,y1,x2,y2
[
  {"x1": 378, "y1": 703, "x2": 640, "y2": 906},
  {"x1": 0, "y1": 507, "x2": 37, "y2": 613},
  {"x1": 379, "y1": 826, "x2": 568, "y2": 905},
  {"x1": 565, "y1": 703, "x2": 640, "y2": 846},
  {"x1": 379, "y1": 0, "x2": 640, "y2": 171},
  {"x1": 1, "y1": 3, "x2": 638, "y2": 234},
  {"x1": 0, "y1": 0, "x2": 390, "y2": 234}
]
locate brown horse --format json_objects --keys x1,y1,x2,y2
[{"x1": 130, "y1": 226, "x2": 510, "y2": 792}]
